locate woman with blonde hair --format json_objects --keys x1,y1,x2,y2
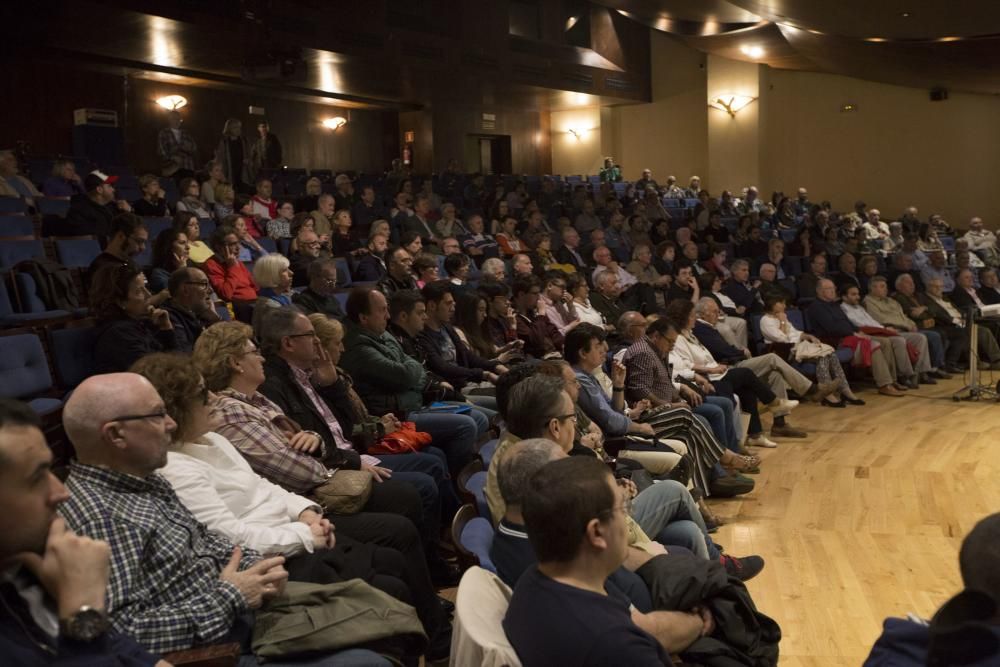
[{"x1": 251, "y1": 254, "x2": 293, "y2": 333}]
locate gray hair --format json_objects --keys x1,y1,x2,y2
[
  {"x1": 693, "y1": 297, "x2": 718, "y2": 317},
  {"x1": 252, "y1": 253, "x2": 291, "y2": 289},
  {"x1": 317, "y1": 193, "x2": 334, "y2": 205},
  {"x1": 731, "y1": 259, "x2": 749, "y2": 271},
  {"x1": 869, "y1": 275, "x2": 888, "y2": 289},
  {"x1": 594, "y1": 270, "x2": 616, "y2": 288},
  {"x1": 481, "y1": 257, "x2": 505, "y2": 277},
  {"x1": 894, "y1": 273, "x2": 913, "y2": 290},
  {"x1": 497, "y1": 438, "x2": 563, "y2": 507},
  {"x1": 258, "y1": 306, "x2": 306, "y2": 355},
  {"x1": 308, "y1": 256, "x2": 338, "y2": 280},
  {"x1": 505, "y1": 376, "x2": 567, "y2": 440}
]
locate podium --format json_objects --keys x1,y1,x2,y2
[{"x1": 952, "y1": 311, "x2": 1000, "y2": 401}]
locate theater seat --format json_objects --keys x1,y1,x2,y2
[
  {"x1": 13, "y1": 273, "x2": 73, "y2": 317},
  {"x1": 49, "y1": 325, "x2": 98, "y2": 390},
  {"x1": 141, "y1": 217, "x2": 172, "y2": 240},
  {"x1": 0, "y1": 239, "x2": 45, "y2": 270},
  {"x1": 450, "y1": 567, "x2": 521, "y2": 667},
  {"x1": 0, "y1": 279, "x2": 67, "y2": 325},
  {"x1": 38, "y1": 198, "x2": 71, "y2": 218},
  {"x1": 0, "y1": 333, "x2": 63, "y2": 416},
  {"x1": 54, "y1": 238, "x2": 101, "y2": 269},
  {"x1": 451, "y1": 504, "x2": 496, "y2": 573},
  {"x1": 0, "y1": 198, "x2": 28, "y2": 215},
  {"x1": 0, "y1": 215, "x2": 34, "y2": 237}
]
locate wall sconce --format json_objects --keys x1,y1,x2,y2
[
  {"x1": 156, "y1": 95, "x2": 187, "y2": 110},
  {"x1": 323, "y1": 116, "x2": 347, "y2": 131},
  {"x1": 567, "y1": 128, "x2": 583, "y2": 140},
  {"x1": 708, "y1": 95, "x2": 757, "y2": 117}
]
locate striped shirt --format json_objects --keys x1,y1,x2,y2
[{"x1": 60, "y1": 463, "x2": 258, "y2": 653}]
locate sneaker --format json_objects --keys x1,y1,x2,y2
[
  {"x1": 747, "y1": 435, "x2": 778, "y2": 448},
  {"x1": 721, "y1": 554, "x2": 765, "y2": 581}
]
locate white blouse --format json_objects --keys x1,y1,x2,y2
[
  {"x1": 574, "y1": 298, "x2": 606, "y2": 327},
  {"x1": 759, "y1": 314, "x2": 803, "y2": 344},
  {"x1": 670, "y1": 332, "x2": 728, "y2": 381},
  {"x1": 161, "y1": 431, "x2": 318, "y2": 557}
]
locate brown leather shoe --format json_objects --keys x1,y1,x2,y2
[{"x1": 879, "y1": 384, "x2": 905, "y2": 397}]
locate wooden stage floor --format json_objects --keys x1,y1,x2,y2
[{"x1": 709, "y1": 375, "x2": 1000, "y2": 665}]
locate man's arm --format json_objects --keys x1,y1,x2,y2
[{"x1": 632, "y1": 609, "x2": 705, "y2": 654}]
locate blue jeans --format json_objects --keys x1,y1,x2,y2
[
  {"x1": 239, "y1": 649, "x2": 391, "y2": 667},
  {"x1": 919, "y1": 328, "x2": 945, "y2": 368},
  {"x1": 694, "y1": 396, "x2": 738, "y2": 452},
  {"x1": 630, "y1": 480, "x2": 718, "y2": 560},
  {"x1": 407, "y1": 411, "x2": 478, "y2": 473},
  {"x1": 377, "y1": 446, "x2": 460, "y2": 517}
]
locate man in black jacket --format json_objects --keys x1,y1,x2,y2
[
  {"x1": 418, "y1": 281, "x2": 505, "y2": 410},
  {"x1": 58, "y1": 170, "x2": 122, "y2": 242},
  {"x1": 354, "y1": 232, "x2": 389, "y2": 282},
  {"x1": 376, "y1": 247, "x2": 419, "y2": 297},
  {"x1": 255, "y1": 306, "x2": 459, "y2": 585},
  {"x1": 291, "y1": 257, "x2": 346, "y2": 321},
  {"x1": 162, "y1": 267, "x2": 218, "y2": 351},
  {"x1": 289, "y1": 229, "x2": 323, "y2": 288},
  {"x1": 554, "y1": 226, "x2": 589, "y2": 274}
]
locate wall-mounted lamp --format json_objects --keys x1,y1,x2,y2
[
  {"x1": 708, "y1": 95, "x2": 757, "y2": 117},
  {"x1": 322, "y1": 116, "x2": 347, "y2": 131},
  {"x1": 156, "y1": 95, "x2": 187, "y2": 110},
  {"x1": 567, "y1": 128, "x2": 584, "y2": 140}
]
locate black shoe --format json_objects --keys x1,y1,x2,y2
[
  {"x1": 709, "y1": 475, "x2": 755, "y2": 497},
  {"x1": 843, "y1": 396, "x2": 866, "y2": 405},
  {"x1": 930, "y1": 369, "x2": 951, "y2": 379},
  {"x1": 919, "y1": 373, "x2": 938, "y2": 385},
  {"x1": 425, "y1": 622, "x2": 453, "y2": 662},
  {"x1": 945, "y1": 364, "x2": 966, "y2": 373},
  {"x1": 438, "y1": 595, "x2": 455, "y2": 615},
  {"x1": 821, "y1": 397, "x2": 846, "y2": 408},
  {"x1": 429, "y1": 560, "x2": 461, "y2": 588},
  {"x1": 721, "y1": 554, "x2": 765, "y2": 581},
  {"x1": 905, "y1": 376, "x2": 920, "y2": 389}
]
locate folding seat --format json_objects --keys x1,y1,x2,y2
[
  {"x1": 0, "y1": 198, "x2": 28, "y2": 215},
  {"x1": 333, "y1": 257, "x2": 352, "y2": 288},
  {"x1": 142, "y1": 217, "x2": 173, "y2": 240},
  {"x1": 0, "y1": 239, "x2": 45, "y2": 271},
  {"x1": 49, "y1": 325, "x2": 98, "y2": 390},
  {"x1": 38, "y1": 198, "x2": 70, "y2": 218},
  {"x1": 451, "y1": 505, "x2": 496, "y2": 573},
  {"x1": 54, "y1": 239, "x2": 101, "y2": 269},
  {"x1": 0, "y1": 333, "x2": 63, "y2": 416},
  {"x1": 0, "y1": 216, "x2": 34, "y2": 237}
]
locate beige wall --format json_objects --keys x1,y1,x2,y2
[
  {"x1": 706, "y1": 55, "x2": 760, "y2": 195},
  {"x1": 550, "y1": 107, "x2": 603, "y2": 176},
  {"x1": 609, "y1": 32, "x2": 708, "y2": 184},
  {"x1": 759, "y1": 68, "x2": 1000, "y2": 226}
]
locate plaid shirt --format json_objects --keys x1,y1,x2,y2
[
  {"x1": 60, "y1": 463, "x2": 258, "y2": 654},
  {"x1": 622, "y1": 336, "x2": 675, "y2": 405},
  {"x1": 212, "y1": 388, "x2": 333, "y2": 494}
]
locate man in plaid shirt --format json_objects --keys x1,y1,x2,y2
[{"x1": 59, "y1": 373, "x2": 390, "y2": 666}]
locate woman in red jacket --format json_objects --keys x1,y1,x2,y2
[{"x1": 203, "y1": 225, "x2": 258, "y2": 322}]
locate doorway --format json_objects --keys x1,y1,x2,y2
[{"x1": 466, "y1": 134, "x2": 512, "y2": 175}]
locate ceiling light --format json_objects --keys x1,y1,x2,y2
[
  {"x1": 900, "y1": 12, "x2": 911, "y2": 17},
  {"x1": 937, "y1": 36, "x2": 961, "y2": 42},
  {"x1": 322, "y1": 116, "x2": 347, "y2": 130},
  {"x1": 709, "y1": 95, "x2": 757, "y2": 117},
  {"x1": 567, "y1": 128, "x2": 584, "y2": 140},
  {"x1": 865, "y1": 37, "x2": 888, "y2": 43},
  {"x1": 740, "y1": 45, "x2": 765, "y2": 59},
  {"x1": 155, "y1": 95, "x2": 187, "y2": 110}
]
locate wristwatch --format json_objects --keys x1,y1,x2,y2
[{"x1": 60, "y1": 606, "x2": 110, "y2": 642}]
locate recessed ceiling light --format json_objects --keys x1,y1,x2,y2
[
  {"x1": 740, "y1": 45, "x2": 765, "y2": 59},
  {"x1": 937, "y1": 36, "x2": 961, "y2": 42},
  {"x1": 865, "y1": 37, "x2": 888, "y2": 43},
  {"x1": 900, "y1": 11, "x2": 911, "y2": 17}
]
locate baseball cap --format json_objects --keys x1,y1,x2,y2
[{"x1": 84, "y1": 170, "x2": 119, "y2": 191}]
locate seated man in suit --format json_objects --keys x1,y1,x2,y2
[
  {"x1": 291, "y1": 257, "x2": 346, "y2": 321},
  {"x1": 692, "y1": 298, "x2": 835, "y2": 438},
  {"x1": 721, "y1": 259, "x2": 763, "y2": 316},
  {"x1": 863, "y1": 276, "x2": 949, "y2": 381},
  {"x1": 796, "y1": 253, "x2": 828, "y2": 301},
  {"x1": 353, "y1": 232, "x2": 389, "y2": 282},
  {"x1": 892, "y1": 273, "x2": 967, "y2": 373},
  {"x1": 923, "y1": 277, "x2": 1000, "y2": 369},
  {"x1": 978, "y1": 268, "x2": 1000, "y2": 305},
  {"x1": 590, "y1": 270, "x2": 629, "y2": 329},
  {"x1": 555, "y1": 226, "x2": 589, "y2": 274},
  {"x1": 951, "y1": 268, "x2": 1000, "y2": 340},
  {"x1": 833, "y1": 253, "x2": 862, "y2": 293},
  {"x1": 757, "y1": 262, "x2": 795, "y2": 304}
]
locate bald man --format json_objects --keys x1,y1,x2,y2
[{"x1": 58, "y1": 374, "x2": 390, "y2": 664}]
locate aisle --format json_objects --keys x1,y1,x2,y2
[{"x1": 709, "y1": 376, "x2": 1000, "y2": 664}]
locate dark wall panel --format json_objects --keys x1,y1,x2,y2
[{"x1": 431, "y1": 106, "x2": 552, "y2": 175}]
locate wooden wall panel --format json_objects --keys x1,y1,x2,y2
[{"x1": 431, "y1": 105, "x2": 551, "y2": 175}]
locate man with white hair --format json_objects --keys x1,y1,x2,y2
[
  {"x1": 58, "y1": 374, "x2": 394, "y2": 665},
  {"x1": 0, "y1": 149, "x2": 42, "y2": 204}
]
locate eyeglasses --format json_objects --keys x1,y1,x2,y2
[
  {"x1": 106, "y1": 410, "x2": 169, "y2": 424},
  {"x1": 551, "y1": 413, "x2": 577, "y2": 424},
  {"x1": 184, "y1": 280, "x2": 210, "y2": 289}
]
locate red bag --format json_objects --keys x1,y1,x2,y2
[{"x1": 368, "y1": 422, "x2": 432, "y2": 455}]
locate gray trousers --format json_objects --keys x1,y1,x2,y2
[{"x1": 738, "y1": 353, "x2": 813, "y2": 406}]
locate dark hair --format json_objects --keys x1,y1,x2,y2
[
  {"x1": 511, "y1": 274, "x2": 540, "y2": 299},
  {"x1": 763, "y1": 294, "x2": 787, "y2": 312},
  {"x1": 645, "y1": 317, "x2": 676, "y2": 339},
  {"x1": 959, "y1": 512, "x2": 1000, "y2": 600},
  {"x1": 565, "y1": 272, "x2": 587, "y2": 294},
  {"x1": 564, "y1": 323, "x2": 606, "y2": 366},
  {"x1": 387, "y1": 289, "x2": 424, "y2": 321},
  {"x1": 505, "y1": 376, "x2": 568, "y2": 440},
  {"x1": 411, "y1": 254, "x2": 438, "y2": 276},
  {"x1": 696, "y1": 271, "x2": 717, "y2": 292},
  {"x1": 495, "y1": 363, "x2": 539, "y2": 419},
  {"x1": 345, "y1": 287, "x2": 377, "y2": 323},
  {"x1": 542, "y1": 270, "x2": 568, "y2": 288},
  {"x1": 672, "y1": 257, "x2": 693, "y2": 276},
  {"x1": 421, "y1": 280, "x2": 453, "y2": 305},
  {"x1": 443, "y1": 253, "x2": 470, "y2": 277},
  {"x1": 453, "y1": 291, "x2": 493, "y2": 358},
  {"x1": 167, "y1": 267, "x2": 196, "y2": 296},
  {"x1": 109, "y1": 213, "x2": 145, "y2": 241},
  {"x1": 291, "y1": 212, "x2": 314, "y2": 237},
  {"x1": 209, "y1": 225, "x2": 237, "y2": 255},
  {"x1": 178, "y1": 177, "x2": 198, "y2": 197},
  {"x1": 89, "y1": 263, "x2": 143, "y2": 321},
  {"x1": 664, "y1": 298, "x2": 694, "y2": 330},
  {"x1": 171, "y1": 210, "x2": 198, "y2": 235},
  {"x1": 0, "y1": 399, "x2": 40, "y2": 430},
  {"x1": 400, "y1": 230, "x2": 422, "y2": 248},
  {"x1": 478, "y1": 281, "x2": 510, "y2": 300},
  {"x1": 152, "y1": 227, "x2": 187, "y2": 273},
  {"x1": 523, "y1": 456, "x2": 616, "y2": 563}
]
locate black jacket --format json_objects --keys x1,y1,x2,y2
[
  {"x1": 555, "y1": 245, "x2": 588, "y2": 274},
  {"x1": 93, "y1": 318, "x2": 179, "y2": 374},
  {"x1": 55, "y1": 195, "x2": 115, "y2": 243},
  {"x1": 693, "y1": 321, "x2": 744, "y2": 365},
  {"x1": 376, "y1": 274, "x2": 418, "y2": 298},
  {"x1": 289, "y1": 252, "x2": 316, "y2": 288},
  {"x1": 354, "y1": 254, "x2": 387, "y2": 282},
  {"x1": 949, "y1": 287, "x2": 981, "y2": 315},
  {"x1": 292, "y1": 288, "x2": 346, "y2": 321},
  {"x1": 417, "y1": 323, "x2": 498, "y2": 390},
  {"x1": 258, "y1": 355, "x2": 360, "y2": 471},
  {"x1": 161, "y1": 300, "x2": 205, "y2": 352},
  {"x1": 804, "y1": 299, "x2": 856, "y2": 340}
]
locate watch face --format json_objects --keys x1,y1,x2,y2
[{"x1": 65, "y1": 607, "x2": 109, "y2": 641}]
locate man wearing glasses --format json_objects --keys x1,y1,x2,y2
[
  {"x1": 292, "y1": 258, "x2": 346, "y2": 321},
  {"x1": 162, "y1": 267, "x2": 219, "y2": 351}
]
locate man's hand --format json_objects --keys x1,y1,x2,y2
[
  {"x1": 679, "y1": 384, "x2": 703, "y2": 406},
  {"x1": 633, "y1": 422, "x2": 655, "y2": 436},
  {"x1": 742, "y1": 348, "x2": 752, "y2": 359},
  {"x1": 494, "y1": 364, "x2": 509, "y2": 375},
  {"x1": 735, "y1": 305, "x2": 747, "y2": 315},
  {"x1": 219, "y1": 547, "x2": 288, "y2": 609},
  {"x1": 380, "y1": 413, "x2": 401, "y2": 433},
  {"x1": 611, "y1": 360, "x2": 627, "y2": 386},
  {"x1": 14, "y1": 518, "x2": 111, "y2": 620},
  {"x1": 312, "y1": 345, "x2": 338, "y2": 386},
  {"x1": 693, "y1": 605, "x2": 716, "y2": 637},
  {"x1": 361, "y1": 462, "x2": 392, "y2": 482},
  {"x1": 150, "y1": 307, "x2": 173, "y2": 331},
  {"x1": 439, "y1": 381, "x2": 455, "y2": 392},
  {"x1": 631, "y1": 398, "x2": 652, "y2": 415},
  {"x1": 287, "y1": 431, "x2": 321, "y2": 454},
  {"x1": 581, "y1": 431, "x2": 602, "y2": 450}
]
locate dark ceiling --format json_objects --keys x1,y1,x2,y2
[{"x1": 593, "y1": 0, "x2": 1000, "y2": 95}]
